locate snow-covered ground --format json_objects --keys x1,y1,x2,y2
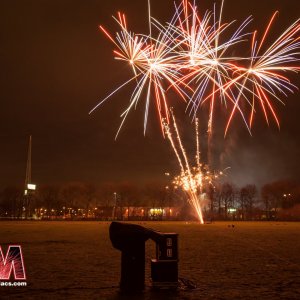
[{"x1": 0, "y1": 221, "x2": 299, "y2": 299}]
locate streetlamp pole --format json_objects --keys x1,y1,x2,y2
[{"x1": 113, "y1": 192, "x2": 117, "y2": 220}]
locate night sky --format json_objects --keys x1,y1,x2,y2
[{"x1": 1, "y1": 0, "x2": 300, "y2": 189}]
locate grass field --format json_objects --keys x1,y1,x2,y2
[{"x1": 0, "y1": 221, "x2": 299, "y2": 299}]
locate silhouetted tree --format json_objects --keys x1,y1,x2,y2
[
  {"x1": 0, "y1": 186, "x2": 22, "y2": 218},
  {"x1": 98, "y1": 182, "x2": 117, "y2": 207},
  {"x1": 38, "y1": 185, "x2": 61, "y2": 217},
  {"x1": 239, "y1": 184, "x2": 257, "y2": 220},
  {"x1": 261, "y1": 180, "x2": 296, "y2": 219},
  {"x1": 222, "y1": 183, "x2": 235, "y2": 219},
  {"x1": 83, "y1": 183, "x2": 97, "y2": 217},
  {"x1": 116, "y1": 181, "x2": 139, "y2": 220},
  {"x1": 60, "y1": 182, "x2": 87, "y2": 218}
]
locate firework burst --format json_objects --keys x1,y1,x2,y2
[
  {"x1": 93, "y1": 0, "x2": 300, "y2": 223},
  {"x1": 225, "y1": 13, "x2": 300, "y2": 134},
  {"x1": 90, "y1": 10, "x2": 189, "y2": 137}
]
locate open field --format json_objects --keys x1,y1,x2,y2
[{"x1": 0, "y1": 221, "x2": 300, "y2": 299}]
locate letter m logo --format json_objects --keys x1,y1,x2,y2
[{"x1": 0, "y1": 245, "x2": 26, "y2": 280}]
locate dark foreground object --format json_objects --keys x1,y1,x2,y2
[{"x1": 109, "y1": 222, "x2": 179, "y2": 293}]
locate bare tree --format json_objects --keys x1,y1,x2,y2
[
  {"x1": 222, "y1": 183, "x2": 235, "y2": 219},
  {"x1": 82, "y1": 183, "x2": 97, "y2": 217},
  {"x1": 37, "y1": 185, "x2": 61, "y2": 218},
  {"x1": 98, "y1": 182, "x2": 117, "y2": 207},
  {"x1": 60, "y1": 182, "x2": 87, "y2": 218},
  {"x1": 239, "y1": 184, "x2": 257, "y2": 220},
  {"x1": 116, "y1": 181, "x2": 139, "y2": 220},
  {"x1": 0, "y1": 187, "x2": 22, "y2": 218},
  {"x1": 261, "y1": 180, "x2": 298, "y2": 219},
  {"x1": 214, "y1": 183, "x2": 235, "y2": 219},
  {"x1": 207, "y1": 185, "x2": 218, "y2": 220}
]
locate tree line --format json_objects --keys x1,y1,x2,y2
[{"x1": 0, "y1": 179, "x2": 299, "y2": 220}]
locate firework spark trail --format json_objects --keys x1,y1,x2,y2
[
  {"x1": 164, "y1": 109, "x2": 229, "y2": 223},
  {"x1": 171, "y1": 110, "x2": 192, "y2": 176},
  {"x1": 171, "y1": 0, "x2": 252, "y2": 117},
  {"x1": 225, "y1": 14, "x2": 300, "y2": 135},
  {"x1": 164, "y1": 109, "x2": 229, "y2": 224},
  {"x1": 164, "y1": 119, "x2": 202, "y2": 223},
  {"x1": 163, "y1": 118, "x2": 185, "y2": 173},
  {"x1": 91, "y1": 11, "x2": 190, "y2": 137},
  {"x1": 168, "y1": 0, "x2": 253, "y2": 168},
  {"x1": 92, "y1": 1, "x2": 300, "y2": 137},
  {"x1": 91, "y1": 0, "x2": 252, "y2": 138},
  {"x1": 164, "y1": 110, "x2": 204, "y2": 223}
]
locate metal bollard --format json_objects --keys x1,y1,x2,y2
[
  {"x1": 109, "y1": 222, "x2": 149, "y2": 292},
  {"x1": 151, "y1": 233, "x2": 179, "y2": 288},
  {"x1": 109, "y1": 222, "x2": 179, "y2": 292}
]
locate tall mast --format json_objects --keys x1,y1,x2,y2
[{"x1": 25, "y1": 135, "x2": 32, "y2": 188}]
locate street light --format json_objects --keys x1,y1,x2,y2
[{"x1": 27, "y1": 184, "x2": 36, "y2": 191}]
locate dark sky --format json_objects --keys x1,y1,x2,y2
[{"x1": 0, "y1": 0, "x2": 300, "y2": 189}]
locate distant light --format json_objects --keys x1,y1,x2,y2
[
  {"x1": 27, "y1": 184, "x2": 36, "y2": 190},
  {"x1": 24, "y1": 190, "x2": 28, "y2": 195},
  {"x1": 228, "y1": 208, "x2": 236, "y2": 213},
  {"x1": 150, "y1": 208, "x2": 163, "y2": 215}
]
